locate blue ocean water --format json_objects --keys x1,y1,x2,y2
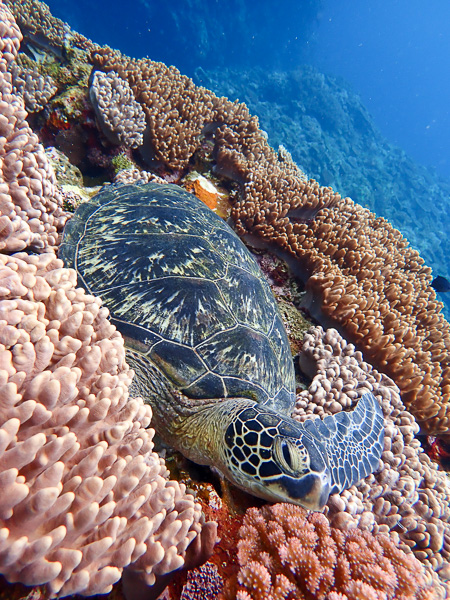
[
  {"x1": 46, "y1": 0, "x2": 450, "y2": 177},
  {"x1": 46, "y1": 0, "x2": 450, "y2": 310}
]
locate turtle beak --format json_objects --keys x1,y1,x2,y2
[{"x1": 280, "y1": 470, "x2": 331, "y2": 511}]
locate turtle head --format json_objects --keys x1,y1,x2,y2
[{"x1": 221, "y1": 404, "x2": 332, "y2": 510}]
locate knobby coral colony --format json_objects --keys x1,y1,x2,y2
[
  {"x1": 227, "y1": 503, "x2": 438, "y2": 600},
  {"x1": 294, "y1": 327, "x2": 450, "y2": 593},
  {"x1": 1, "y1": 0, "x2": 450, "y2": 597}
]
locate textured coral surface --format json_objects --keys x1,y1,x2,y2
[
  {"x1": 0, "y1": 5, "x2": 66, "y2": 252},
  {"x1": 0, "y1": 252, "x2": 204, "y2": 597},
  {"x1": 89, "y1": 71, "x2": 146, "y2": 148},
  {"x1": 228, "y1": 503, "x2": 439, "y2": 600},
  {"x1": 294, "y1": 326, "x2": 450, "y2": 586},
  {"x1": 0, "y1": 3, "x2": 213, "y2": 596},
  {"x1": 10, "y1": 63, "x2": 57, "y2": 113}
]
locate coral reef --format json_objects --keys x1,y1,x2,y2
[
  {"x1": 91, "y1": 47, "x2": 217, "y2": 170},
  {"x1": 10, "y1": 63, "x2": 57, "y2": 113},
  {"x1": 0, "y1": 251, "x2": 207, "y2": 597},
  {"x1": 0, "y1": 6, "x2": 67, "y2": 252},
  {"x1": 294, "y1": 326, "x2": 450, "y2": 590},
  {"x1": 113, "y1": 168, "x2": 166, "y2": 186},
  {"x1": 90, "y1": 45, "x2": 340, "y2": 222},
  {"x1": 7, "y1": 0, "x2": 450, "y2": 441},
  {"x1": 88, "y1": 43, "x2": 450, "y2": 436},
  {"x1": 183, "y1": 171, "x2": 231, "y2": 217},
  {"x1": 89, "y1": 71, "x2": 147, "y2": 149},
  {"x1": 226, "y1": 503, "x2": 438, "y2": 600},
  {"x1": 44, "y1": 147, "x2": 84, "y2": 189},
  {"x1": 195, "y1": 65, "x2": 450, "y2": 320},
  {"x1": 3, "y1": 1, "x2": 450, "y2": 597}
]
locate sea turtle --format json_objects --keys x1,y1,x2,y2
[{"x1": 59, "y1": 182, "x2": 384, "y2": 510}]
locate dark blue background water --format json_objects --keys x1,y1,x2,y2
[
  {"x1": 44, "y1": 0, "x2": 450, "y2": 314},
  {"x1": 308, "y1": 1, "x2": 450, "y2": 181},
  {"x1": 46, "y1": 0, "x2": 450, "y2": 181}
]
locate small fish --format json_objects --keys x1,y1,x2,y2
[{"x1": 431, "y1": 275, "x2": 450, "y2": 293}]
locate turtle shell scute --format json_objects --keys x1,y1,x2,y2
[{"x1": 59, "y1": 182, "x2": 296, "y2": 408}]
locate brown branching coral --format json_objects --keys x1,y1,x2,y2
[
  {"x1": 91, "y1": 46, "x2": 340, "y2": 219},
  {"x1": 226, "y1": 503, "x2": 438, "y2": 600},
  {"x1": 90, "y1": 40, "x2": 339, "y2": 214},
  {"x1": 0, "y1": 2, "x2": 67, "y2": 252},
  {"x1": 0, "y1": 251, "x2": 208, "y2": 597},
  {"x1": 91, "y1": 46, "x2": 217, "y2": 170},
  {"x1": 89, "y1": 70, "x2": 147, "y2": 148},
  {"x1": 293, "y1": 326, "x2": 450, "y2": 592},
  {"x1": 287, "y1": 200, "x2": 450, "y2": 437}
]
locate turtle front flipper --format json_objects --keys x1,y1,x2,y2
[{"x1": 301, "y1": 392, "x2": 385, "y2": 496}]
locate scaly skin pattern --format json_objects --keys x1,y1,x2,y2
[{"x1": 128, "y1": 350, "x2": 384, "y2": 511}]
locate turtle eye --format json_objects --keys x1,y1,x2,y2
[
  {"x1": 274, "y1": 437, "x2": 308, "y2": 476},
  {"x1": 282, "y1": 441, "x2": 292, "y2": 466}
]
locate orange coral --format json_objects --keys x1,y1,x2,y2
[
  {"x1": 226, "y1": 504, "x2": 439, "y2": 600},
  {"x1": 184, "y1": 173, "x2": 231, "y2": 217}
]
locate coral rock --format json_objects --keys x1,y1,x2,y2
[
  {"x1": 89, "y1": 70, "x2": 147, "y2": 149},
  {"x1": 0, "y1": 252, "x2": 206, "y2": 597},
  {"x1": 0, "y1": 1, "x2": 66, "y2": 252},
  {"x1": 10, "y1": 63, "x2": 57, "y2": 113}
]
